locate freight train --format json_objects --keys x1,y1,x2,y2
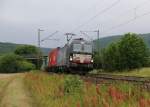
[{"x1": 45, "y1": 38, "x2": 93, "y2": 73}]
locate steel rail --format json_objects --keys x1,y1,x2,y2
[
  {"x1": 81, "y1": 73, "x2": 150, "y2": 91},
  {"x1": 85, "y1": 74, "x2": 150, "y2": 83}
]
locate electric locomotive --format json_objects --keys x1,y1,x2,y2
[{"x1": 46, "y1": 38, "x2": 93, "y2": 73}]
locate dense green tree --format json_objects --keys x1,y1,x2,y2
[
  {"x1": 118, "y1": 33, "x2": 149, "y2": 70},
  {"x1": 0, "y1": 53, "x2": 35, "y2": 73},
  {"x1": 102, "y1": 42, "x2": 120, "y2": 71},
  {"x1": 14, "y1": 45, "x2": 40, "y2": 55},
  {"x1": 99, "y1": 33, "x2": 149, "y2": 71},
  {"x1": 93, "y1": 51, "x2": 102, "y2": 69},
  {"x1": 14, "y1": 45, "x2": 42, "y2": 69}
]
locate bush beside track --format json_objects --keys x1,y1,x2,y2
[{"x1": 0, "y1": 53, "x2": 35, "y2": 73}]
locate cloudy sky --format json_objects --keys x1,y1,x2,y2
[{"x1": 0, "y1": 0, "x2": 150, "y2": 48}]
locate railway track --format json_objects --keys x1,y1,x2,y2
[
  {"x1": 81, "y1": 73, "x2": 150, "y2": 91},
  {"x1": 85, "y1": 73, "x2": 150, "y2": 82},
  {"x1": 46, "y1": 71, "x2": 150, "y2": 91}
]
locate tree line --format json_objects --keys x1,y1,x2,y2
[
  {"x1": 0, "y1": 45, "x2": 40, "y2": 73},
  {"x1": 94, "y1": 33, "x2": 150, "y2": 71}
]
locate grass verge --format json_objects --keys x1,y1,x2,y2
[
  {"x1": 91, "y1": 67, "x2": 150, "y2": 77},
  {"x1": 23, "y1": 72, "x2": 150, "y2": 107}
]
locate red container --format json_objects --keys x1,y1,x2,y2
[{"x1": 48, "y1": 48, "x2": 59, "y2": 67}]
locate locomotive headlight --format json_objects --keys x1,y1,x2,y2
[
  {"x1": 70, "y1": 57, "x2": 73, "y2": 61},
  {"x1": 91, "y1": 59, "x2": 93, "y2": 63}
]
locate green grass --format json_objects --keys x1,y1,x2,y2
[
  {"x1": 23, "y1": 72, "x2": 150, "y2": 107},
  {"x1": 91, "y1": 67, "x2": 150, "y2": 77},
  {"x1": 114, "y1": 68, "x2": 150, "y2": 77}
]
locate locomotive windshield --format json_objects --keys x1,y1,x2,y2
[
  {"x1": 84, "y1": 44, "x2": 92, "y2": 53},
  {"x1": 73, "y1": 43, "x2": 92, "y2": 53},
  {"x1": 73, "y1": 44, "x2": 82, "y2": 52}
]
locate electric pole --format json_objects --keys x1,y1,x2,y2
[
  {"x1": 94, "y1": 29, "x2": 100, "y2": 52},
  {"x1": 38, "y1": 29, "x2": 44, "y2": 49},
  {"x1": 37, "y1": 29, "x2": 44, "y2": 69},
  {"x1": 97, "y1": 30, "x2": 100, "y2": 51},
  {"x1": 41, "y1": 31, "x2": 58, "y2": 42}
]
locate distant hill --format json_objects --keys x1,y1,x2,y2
[
  {"x1": 94, "y1": 33, "x2": 150, "y2": 49},
  {"x1": 0, "y1": 42, "x2": 21, "y2": 54},
  {"x1": 0, "y1": 42, "x2": 51, "y2": 55}
]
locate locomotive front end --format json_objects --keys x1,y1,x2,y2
[{"x1": 69, "y1": 38, "x2": 93, "y2": 70}]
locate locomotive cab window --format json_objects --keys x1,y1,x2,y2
[
  {"x1": 73, "y1": 44, "x2": 82, "y2": 52},
  {"x1": 84, "y1": 44, "x2": 92, "y2": 53}
]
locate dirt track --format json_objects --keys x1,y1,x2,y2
[
  {"x1": 0, "y1": 73, "x2": 32, "y2": 107},
  {"x1": 0, "y1": 74, "x2": 16, "y2": 79}
]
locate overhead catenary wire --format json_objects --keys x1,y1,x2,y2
[
  {"x1": 87, "y1": 0, "x2": 150, "y2": 35},
  {"x1": 41, "y1": 31, "x2": 58, "y2": 42},
  {"x1": 89, "y1": 0, "x2": 150, "y2": 29},
  {"x1": 79, "y1": 0, "x2": 150, "y2": 40},
  {"x1": 71, "y1": 0, "x2": 150, "y2": 40},
  {"x1": 101, "y1": 10, "x2": 150, "y2": 35},
  {"x1": 80, "y1": 31, "x2": 93, "y2": 41},
  {"x1": 47, "y1": 38, "x2": 60, "y2": 41},
  {"x1": 134, "y1": 0, "x2": 150, "y2": 9},
  {"x1": 106, "y1": 0, "x2": 150, "y2": 22},
  {"x1": 72, "y1": 0, "x2": 121, "y2": 32}
]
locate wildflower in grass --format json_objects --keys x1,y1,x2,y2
[
  {"x1": 85, "y1": 81, "x2": 92, "y2": 91},
  {"x1": 131, "y1": 91, "x2": 135, "y2": 98},
  {"x1": 148, "y1": 100, "x2": 150, "y2": 105},
  {"x1": 24, "y1": 72, "x2": 150, "y2": 107},
  {"x1": 64, "y1": 104, "x2": 69, "y2": 107},
  {"x1": 104, "y1": 93, "x2": 110, "y2": 105},
  {"x1": 76, "y1": 101, "x2": 80, "y2": 107},
  {"x1": 91, "y1": 96, "x2": 98, "y2": 107},
  {"x1": 108, "y1": 85, "x2": 126, "y2": 104},
  {"x1": 96, "y1": 84, "x2": 101, "y2": 95},
  {"x1": 139, "y1": 98, "x2": 149, "y2": 107},
  {"x1": 83, "y1": 97, "x2": 89, "y2": 107},
  {"x1": 108, "y1": 85, "x2": 116, "y2": 100},
  {"x1": 102, "y1": 99, "x2": 109, "y2": 107},
  {"x1": 116, "y1": 90, "x2": 125, "y2": 101},
  {"x1": 64, "y1": 101, "x2": 70, "y2": 107},
  {"x1": 127, "y1": 88, "x2": 131, "y2": 100},
  {"x1": 85, "y1": 82, "x2": 89, "y2": 91}
]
